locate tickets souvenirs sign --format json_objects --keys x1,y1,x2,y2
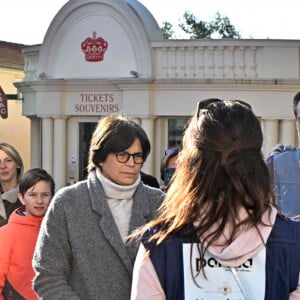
[
  {"x1": 0, "y1": 86, "x2": 8, "y2": 119},
  {"x1": 66, "y1": 91, "x2": 122, "y2": 115}
]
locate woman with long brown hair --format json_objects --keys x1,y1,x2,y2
[{"x1": 130, "y1": 99, "x2": 300, "y2": 300}]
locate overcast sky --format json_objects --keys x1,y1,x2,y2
[{"x1": 1, "y1": 0, "x2": 300, "y2": 45}]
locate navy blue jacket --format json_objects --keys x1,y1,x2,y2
[{"x1": 142, "y1": 215, "x2": 300, "y2": 300}]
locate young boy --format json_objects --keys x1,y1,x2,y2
[{"x1": 0, "y1": 168, "x2": 55, "y2": 300}]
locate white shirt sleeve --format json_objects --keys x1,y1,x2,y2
[{"x1": 131, "y1": 243, "x2": 166, "y2": 300}]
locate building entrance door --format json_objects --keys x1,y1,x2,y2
[{"x1": 79, "y1": 122, "x2": 97, "y2": 180}]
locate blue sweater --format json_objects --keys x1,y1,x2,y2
[{"x1": 267, "y1": 148, "x2": 300, "y2": 217}]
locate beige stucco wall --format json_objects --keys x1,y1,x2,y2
[{"x1": 0, "y1": 67, "x2": 30, "y2": 171}]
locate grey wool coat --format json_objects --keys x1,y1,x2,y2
[{"x1": 32, "y1": 170, "x2": 164, "y2": 300}]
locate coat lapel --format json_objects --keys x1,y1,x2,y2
[
  {"x1": 126, "y1": 184, "x2": 156, "y2": 260},
  {"x1": 87, "y1": 172, "x2": 133, "y2": 274},
  {"x1": 129, "y1": 184, "x2": 153, "y2": 229}
]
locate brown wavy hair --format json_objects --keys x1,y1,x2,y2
[{"x1": 133, "y1": 100, "x2": 276, "y2": 263}]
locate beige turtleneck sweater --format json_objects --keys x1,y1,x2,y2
[{"x1": 96, "y1": 168, "x2": 140, "y2": 242}]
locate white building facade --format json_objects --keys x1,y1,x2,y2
[{"x1": 15, "y1": 0, "x2": 300, "y2": 189}]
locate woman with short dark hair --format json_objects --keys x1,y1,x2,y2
[{"x1": 33, "y1": 115, "x2": 164, "y2": 300}]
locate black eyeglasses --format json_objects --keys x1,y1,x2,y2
[
  {"x1": 196, "y1": 98, "x2": 252, "y2": 119},
  {"x1": 115, "y1": 151, "x2": 144, "y2": 164}
]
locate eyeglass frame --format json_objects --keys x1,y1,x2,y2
[
  {"x1": 115, "y1": 151, "x2": 144, "y2": 164},
  {"x1": 196, "y1": 98, "x2": 252, "y2": 119}
]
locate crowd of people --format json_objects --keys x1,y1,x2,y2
[{"x1": 0, "y1": 94, "x2": 300, "y2": 299}]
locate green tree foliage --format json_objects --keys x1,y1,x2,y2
[
  {"x1": 161, "y1": 21, "x2": 175, "y2": 39},
  {"x1": 179, "y1": 11, "x2": 213, "y2": 39},
  {"x1": 210, "y1": 12, "x2": 241, "y2": 38},
  {"x1": 161, "y1": 11, "x2": 241, "y2": 39}
]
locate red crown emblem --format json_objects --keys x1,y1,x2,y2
[{"x1": 81, "y1": 32, "x2": 108, "y2": 62}]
